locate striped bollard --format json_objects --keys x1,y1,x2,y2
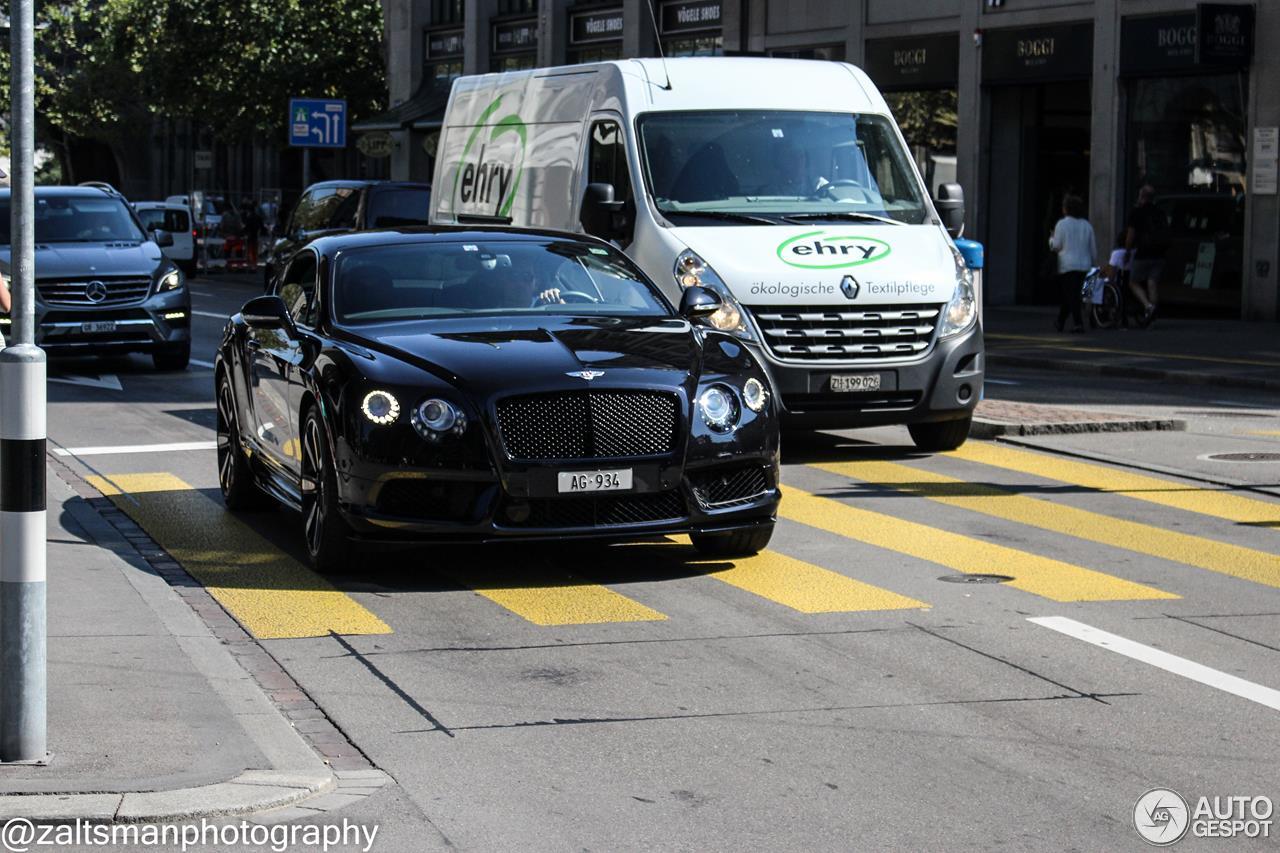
[{"x1": 0, "y1": 344, "x2": 46, "y2": 762}]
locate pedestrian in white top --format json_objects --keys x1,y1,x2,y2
[{"x1": 1049, "y1": 195, "x2": 1096, "y2": 333}]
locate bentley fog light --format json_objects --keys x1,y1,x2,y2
[
  {"x1": 698, "y1": 385, "x2": 740, "y2": 432},
  {"x1": 412, "y1": 398, "x2": 466, "y2": 441},
  {"x1": 939, "y1": 247, "x2": 977, "y2": 338},
  {"x1": 361, "y1": 390, "x2": 401, "y2": 425},
  {"x1": 673, "y1": 249, "x2": 755, "y2": 341},
  {"x1": 742, "y1": 377, "x2": 768, "y2": 413}
]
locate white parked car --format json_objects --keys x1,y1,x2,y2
[{"x1": 133, "y1": 201, "x2": 196, "y2": 276}]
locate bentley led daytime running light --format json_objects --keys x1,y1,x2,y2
[
  {"x1": 412, "y1": 398, "x2": 467, "y2": 441},
  {"x1": 742, "y1": 377, "x2": 768, "y2": 413},
  {"x1": 698, "y1": 385, "x2": 740, "y2": 432},
  {"x1": 361, "y1": 390, "x2": 400, "y2": 425}
]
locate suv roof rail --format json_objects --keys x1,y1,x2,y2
[{"x1": 77, "y1": 181, "x2": 123, "y2": 197}]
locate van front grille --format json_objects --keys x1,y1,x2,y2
[{"x1": 749, "y1": 304, "x2": 942, "y2": 362}]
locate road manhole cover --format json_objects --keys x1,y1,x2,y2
[
  {"x1": 1206, "y1": 452, "x2": 1280, "y2": 462},
  {"x1": 1175, "y1": 411, "x2": 1275, "y2": 418},
  {"x1": 939, "y1": 574, "x2": 1014, "y2": 584}
]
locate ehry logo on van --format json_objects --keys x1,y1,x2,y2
[
  {"x1": 776, "y1": 230, "x2": 892, "y2": 270},
  {"x1": 450, "y1": 95, "x2": 527, "y2": 217}
]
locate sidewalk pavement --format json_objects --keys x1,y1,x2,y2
[
  {"x1": 984, "y1": 306, "x2": 1280, "y2": 392},
  {"x1": 0, "y1": 463, "x2": 375, "y2": 822}
]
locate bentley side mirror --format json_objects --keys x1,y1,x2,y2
[
  {"x1": 580, "y1": 182, "x2": 628, "y2": 240},
  {"x1": 934, "y1": 183, "x2": 965, "y2": 239},
  {"x1": 241, "y1": 295, "x2": 294, "y2": 333},
  {"x1": 679, "y1": 285, "x2": 722, "y2": 320},
  {"x1": 152, "y1": 228, "x2": 174, "y2": 248}
]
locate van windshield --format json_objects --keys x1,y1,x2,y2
[{"x1": 637, "y1": 111, "x2": 930, "y2": 225}]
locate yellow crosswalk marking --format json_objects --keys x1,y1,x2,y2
[
  {"x1": 87, "y1": 473, "x2": 391, "y2": 640},
  {"x1": 468, "y1": 578, "x2": 667, "y2": 626},
  {"x1": 816, "y1": 460, "x2": 1280, "y2": 590},
  {"x1": 951, "y1": 443, "x2": 1280, "y2": 526},
  {"x1": 778, "y1": 485, "x2": 1174, "y2": 602},
  {"x1": 612, "y1": 538, "x2": 927, "y2": 612}
]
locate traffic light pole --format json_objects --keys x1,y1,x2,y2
[{"x1": 1, "y1": 0, "x2": 48, "y2": 764}]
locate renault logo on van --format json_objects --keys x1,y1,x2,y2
[
  {"x1": 840, "y1": 275, "x2": 860, "y2": 300},
  {"x1": 776, "y1": 230, "x2": 892, "y2": 270},
  {"x1": 450, "y1": 94, "x2": 528, "y2": 218}
]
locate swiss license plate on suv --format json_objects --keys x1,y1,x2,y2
[
  {"x1": 830, "y1": 373, "x2": 881, "y2": 393},
  {"x1": 81, "y1": 321, "x2": 117, "y2": 334},
  {"x1": 558, "y1": 469, "x2": 633, "y2": 494}
]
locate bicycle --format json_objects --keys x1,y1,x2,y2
[{"x1": 1081, "y1": 267, "x2": 1121, "y2": 329}]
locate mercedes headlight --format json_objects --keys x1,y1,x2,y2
[
  {"x1": 360, "y1": 390, "x2": 401, "y2": 425},
  {"x1": 412, "y1": 398, "x2": 467, "y2": 441},
  {"x1": 156, "y1": 267, "x2": 183, "y2": 292},
  {"x1": 673, "y1": 249, "x2": 756, "y2": 341},
  {"x1": 938, "y1": 246, "x2": 977, "y2": 338},
  {"x1": 697, "y1": 385, "x2": 740, "y2": 432}
]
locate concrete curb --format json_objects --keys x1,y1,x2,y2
[
  {"x1": 971, "y1": 416, "x2": 1187, "y2": 438},
  {"x1": 3, "y1": 462, "x2": 392, "y2": 823},
  {"x1": 986, "y1": 353, "x2": 1280, "y2": 392}
]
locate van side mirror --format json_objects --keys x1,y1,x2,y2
[
  {"x1": 679, "y1": 285, "x2": 722, "y2": 320},
  {"x1": 241, "y1": 295, "x2": 294, "y2": 333},
  {"x1": 152, "y1": 228, "x2": 174, "y2": 248},
  {"x1": 934, "y1": 183, "x2": 965, "y2": 239},
  {"x1": 580, "y1": 183, "x2": 628, "y2": 240}
]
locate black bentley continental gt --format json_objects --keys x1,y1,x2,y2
[{"x1": 215, "y1": 228, "x2": 780, "y2": 570}]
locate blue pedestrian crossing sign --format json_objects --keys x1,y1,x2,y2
[{"x1": 288, "y1": 98, "x2": 347, "y2": 148}]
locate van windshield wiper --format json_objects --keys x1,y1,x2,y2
[
  {"x1": 781, "y1": 211, "x2": 907, "y2": 226},
  {"x1": 657, "y1": 209, "x2": 780, "y2": 226}
]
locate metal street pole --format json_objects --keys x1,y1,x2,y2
[
  {"x1": 302, "y1": 148, "x2": 311, "y2": 190},
  {"x1": 1, "y1": 0, "x2": 47, "y2": 763}
]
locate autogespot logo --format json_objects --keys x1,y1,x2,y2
[
  {"x1": 776, "y1": 230, "x2": 892, "y2": 270},
  {"x1": 450, "y1": 94, "x2": 527, "y2": 218},
  {"x1": 1134, "y1": 788, "x2": 1191, "y2": 846}
]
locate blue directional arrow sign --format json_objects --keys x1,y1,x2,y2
[{"x1": 288, "y1": 98, "x2": 347, "y2": 148}]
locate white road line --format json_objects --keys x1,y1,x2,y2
[
  {"x1": 1029, "y1": 616, "x2": 1280, "y2": 712},
  {"x1": 192, "y1": 310, "x2": 231, "y2": 319},
  {"x1": 190, "y1": 358, "x2": 216, "y2": 369},
  {"x1": 53, "y1": 440, "x2": 217, "y2": 457},
  {"x1": 983, "y1": 378, "x2": 1020, "y2": 386}
]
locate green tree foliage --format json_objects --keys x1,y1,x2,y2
[
  {"x1": 1, "y1": 0, "x2": 386, "y2": 152},
  {"x1": 885, "y1": 90, "x2": 958, "y2": 154}
]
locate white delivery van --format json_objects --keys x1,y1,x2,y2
[{"x1": 431, "y1": 58, "x2": 982, "y2": 450}]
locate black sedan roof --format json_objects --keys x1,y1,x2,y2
[{"x1": 308, "y1": 226, "x2": 604, "y2": 257}]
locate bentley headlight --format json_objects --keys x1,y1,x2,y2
[
  {"x1": 157, "y1": 267, "x2": 183, "y2": 292},
  {"x1": 361, "y1": 390, "x2": 401, "y2": 425},
  {"x1": 673, "y1": 249, "x2": 756, "y2": 341},
  {"x1": 938, "y1": 247, "x2": 977, "y2": 338},
  {"x1": 698, "y1": 385, "x2": 740, "y2": 432},
  {"x1": 412, "y1": 398, "x2": 467, "y2": 441},
  {"x1": 742, "y1": 377, "x2": 768, "y2": 413}
]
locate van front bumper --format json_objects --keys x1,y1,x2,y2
[{"x1": 753, "y1": 322, "x2": 983, "y2": 429}]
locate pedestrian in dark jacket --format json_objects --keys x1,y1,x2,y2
[
  {"x1": 241, "y1": 200, "x2": 263, "y2": 268},
  {"x1": 1125, "y1": 184, "x2": 1167, "y2": 328}
]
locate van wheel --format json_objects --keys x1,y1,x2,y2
[
  {"x1": 153, "y1": 342, "x2": 191, "y2": 371},
  {"x1": 691, "y1": 524, "x2": 774, "y2": 557},
  {"x1": 908, "y1": 416, "x2": 972, "y2": 452}
]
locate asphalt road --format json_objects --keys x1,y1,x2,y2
[{"x1": 46, "y1": 275, "x2": 1280, "y2": 850}]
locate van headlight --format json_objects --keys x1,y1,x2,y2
[
  {"x1": 938, "y1": 247, "x2": 977, "y2": 338},
  {"x1": 156, "y1": 267, "x2": 184, "y2": 293},
  {"x1": 673, "y1": 249, "x2": 756, "y2": 342}
]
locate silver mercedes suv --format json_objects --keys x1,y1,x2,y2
[{"x1": 0, "y1": 185, "x2": 192, "y2": 370}]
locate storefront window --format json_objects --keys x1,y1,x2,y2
[
  {"x1": 883, "y1": 90, "x2": 958, "y2": 195},
  {"x1": 570, "y1": 44, "x2": 623, "y2": 64},
  {"x1": 428, "y1": 61, "x2": 462, "y2": 87},
  {"x1": 664, "y1": 35, "x2": 722, "y2": 56},
  {"x1": 769, "y1": 46, "x2": 843, "y2": 61},
  {"x1": 1126, "y1": 74, "x2": 1247, "y2": 303},
  {"x1": 493, "y1": 54, "x2": 537, "y2": 72}
]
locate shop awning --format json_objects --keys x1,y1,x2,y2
[{"x1": 352, "y1": 79, "x2": 451, "y2": 132}]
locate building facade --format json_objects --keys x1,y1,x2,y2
[{"x1": 369, "y1": 0, "x2": 1276, "y2": 321}]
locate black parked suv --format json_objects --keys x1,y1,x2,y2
[
  {"x1": 263, "y1": 180, "x2": 431, "y2": 289},
  {"x1": 0, "y1": 185, "x2": 192, "y2": 370}
]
